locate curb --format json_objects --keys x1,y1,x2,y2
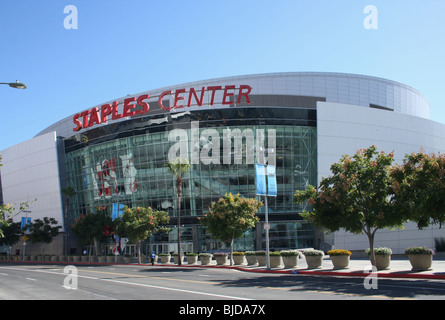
[{"x1": 2, "y1": 260, "x2": 445, "y2": 280}]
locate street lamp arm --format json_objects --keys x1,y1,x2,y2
[{"x1": 0, "y1": 81, "x2": 27, "y2": 89}]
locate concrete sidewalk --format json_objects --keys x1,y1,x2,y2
[{"x1": 194, "y1": 256, "x2": 445, "y2": 280}]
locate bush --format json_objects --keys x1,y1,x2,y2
[
  {"x1": 255, "y1": 250, "x2": 267, "y2": 256},
  {"x1": 186, "y1": 253, "x2": 198, "y2": 256},
  {"x1": 269, "y1": 251, "x2": 281, "y2": 256},
  {"x1": 365, "y1": 247, "x2": 392, "y2": 256},
  {"x1": 302, "y1": 249, "x2": 324, "y2": 256},
  {"x1": 232, "y1": 251, "x2": 244, "y2": 256},
  {"x1": 213, "y1": 252, "x2": 228, "y2": 257},
  {"x1": 244, "y1": 251, "x2": 256, "y2": 256},
  {"x1": 198, "y1": 253, "x2": 212, "y2": 257},
  {"x1": 405, "y1": 247, "x2": 434, "y2": 255},
  {"x1": 327, "y1": 249, "x2": 351, "y2": 256},
  {"x1": 159, "y1": 253, "x2": 170, "y2": 256},
  {"x1": 280, "y1": 250, "x2": 300, "y2": 257}
]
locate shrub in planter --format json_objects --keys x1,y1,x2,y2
[
  {"x1": 405, "y1": 247, "x2": 434, "y2": 271},
  {"x1": 244, "y1": 251, "x2": 257, "y2": 265},
  {"x1": 232, "y1": 252, "x2": 246, "y2": 265},
  {"x1": 255, "y1": 250, "x2": 267, "y2": 266},
  {"x1": 214, "y1": 252, "x2": 229, "y2": 265},
  {"x1": 365, "y1": 247, "x2": 392, "y2": 270},
  {"x1": 303, "y1": 249, "x2": 324, "y2": 269},
  {"x1": 199, "y1": 253, "x2": 213, "y2": 265},
  {"x1": 172, "y1": 253, "x2": 184, "y2": 264},
  {"x1": 328, "y1": 250, "x2": 351, "y2": 269},
  {"x1": 280, "y1": 250, "x2": 300, "y2": 268},
  {"x1": 186, "y1": 253, "x2": 198, "y2": 264}
]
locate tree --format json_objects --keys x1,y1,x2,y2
[
  {"x1": 114, "y1": 206, "x2": 170, "y2": 264},
  {"x1": 71, "y1": 208, "x2": 113, "y2": 256},
  {"x1": 200, "y1": 193, "x2": 263, "y2": 266},
  {"x1": 0, "y1": 220, "x2": 22, "y2": 249},
  {"x1": 0, "y1": 200, "x2": 34, "y2": 239},
  {"x1": 28, "y1": 217, "x2": 62, "y2": 256},
  {"x1": 61, "y1": 186, "x2": 76, "y2": 256},
  {"x1": 166, "y1": 157, "x2": 191, "y2": 266},
  {"x1": 391, "y1": 150, "x2": 445, "y2": 229},
  {"x1": 294, "y1": 146, "x2": 407, "y2": 267}
]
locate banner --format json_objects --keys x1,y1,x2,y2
[
  {"x1": 255, "y1": 164, "x2": 277, "y2": 197},
  {"x1": 112, "y1": 203, "x2": 124, "y2": 220},
  {"x1": 20, "y1": 217, "x2": 31, "y2": 230},
  {"x1": 255, "y1": 164, "x2": 267, "y2": 196}
]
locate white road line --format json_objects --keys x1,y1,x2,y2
[{"x1": 26, "y1": 278, "x2": 36, "y2": 281}]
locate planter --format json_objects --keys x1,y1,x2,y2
[
  {"x1": 282, "y1": 255, "x2": 299, "y2": 269},
  {"x1": 50, "y1": 256, "x2": 58, "y2": 262},
  {"x1": 305, "y1": 255, "x2": 323, "y2": 269},
  {"x1": 245, "y1": 255, "x2": 257, "y2": 266},
  {"x1": 81, "y1": 256, "x2": 89, "y2": 262},
  {"x1": 59, "y1": 256, "x2": 66, "y2": 262},
  {"x1": 98, "y1": 256, "x2": 107, "y2": 263},
  {"x1": 89, "y1": 256, "x2": 98, "y2": 263},
  {"x1": 44, "y1": 255, "x2": 51, "y2": 261},
  {"x1": 186, "y1": 255, "x2": 198, "y2": 265},
  {"x1": 256, "y1": 255, "x2": 267, "y2": 267},
  {"x1": 233, "y1": 255, "x2": 246, "y2": 265},
  {"x1": 106, "y1": 256, "x2": 115, "y2": 263},
  {"x1": 173, "y1": 254, "x2": 184, "y2": 264},
  {"x1": 199, "y1": 255, "x2": 212, "y2": 265},
  {"x1": 375, "y1": 255, "x2": 391, "y2": 270},
  {"x1": 159, "y1": 254, "x2": 171, "y2": 264},
  {"x1": 72, "y1": 256, "x2": 81, "y2": 262},
  {"x1": 330, "y1": 255, "x2": 350, "y2": 269},
  {"x1": 408, "y1": 254, "x2": 433, "y2": 271},
  {"x1": 215, "y1": 255, "x2": 228, "y2": 266},
  {"x1": 124, "y1": 256, "x2": 133, "y2": 263},
  {"x1": 270, "y1": 255, "x2": 282, "y2": 268},
  {"x1": 30, "y1": 255, "x2": 38, "y2": 261}
]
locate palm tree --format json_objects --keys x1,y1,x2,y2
[
  {"x1": 61, "y1": 186, "x2": 76, "y2": 256},
  {"x1": 166, "y1": 158, "x2": 191, "y2": 266}
]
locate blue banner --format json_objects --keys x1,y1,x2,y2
[
  {"x1": 112, "y1": 203, "x2": 124, "y2": 220},
  {"x1": 256, "y1": 164, "x2": 277, "y2": 196},
  {"x1": 255, "y1": 164, "x2": 267, "y2": 196},
  {"x1": 266, "y1": 165, "x2": 277, "y2": 197},
  {"x1": 20, "y1": 217, "x2": 31, "y2": 230}
]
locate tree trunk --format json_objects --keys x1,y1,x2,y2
[
  {"x1": 177, "y1": 175, "x2": 182, "y2": 266},
  {"x1": 230, "y1": 237, "x2": 234, "y2": 266},
  {"x1": 137, "y1": 240, "x2": 142, "y2": 264},
  {"x1": 366, "y1": 226, "x2": 376, "y2": 268}
]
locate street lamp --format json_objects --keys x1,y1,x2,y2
[{"x1": 0, "y1": 80, "x2": 27, "y2": 89}]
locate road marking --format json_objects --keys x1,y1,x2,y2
[
  {"x1": 26, "y1": 278, "x2": 36, "y2": 281},
  {"x1": 0, "y1": 273, "x2": 8, "y2": 276}
]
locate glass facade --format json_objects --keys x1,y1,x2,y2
[{"x1": 64, "y1": 107, "x2": 317, "y2": 253}]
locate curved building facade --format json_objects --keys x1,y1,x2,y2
[{"x1": 1, "y1": 72, "x2": 444, "y2": 255}]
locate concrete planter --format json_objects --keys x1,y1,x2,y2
[
  {"x1": 186, "y1": 255, "x2": 198, "y2": 264},
  {"x1": 72, "y1": 256, "x2": 81, "y2": 262},
  {"x1": 81, "y1": 256, "x2": 89, "y2": 262},
  {"x1": 215, "y1": 255, "x2": 228, "y2": 265},
  {"x1": 270, "y1": 256, "x2": 283, "y2": 268},
  {"x1": 256, "y1": 256, "x2": 267, "y2": 267},
  {"x1": 305, "y1": 255, "x2": 323, "y2": 269},
  {"x1": 408, "y1": 254, "x2": 433, "y2": 271},
  {"x1": 98, "y1": 256, "x2": 107, "y2": 263},
  {"x1": 331, "y1": 255, "x2": 350, "y2": 269},
  {"x1": 233, "y1": 255, "x2": 246, "y2": 265},
  {"x1": 199, "y1": 255, "x2": 212, "y2": 265},
  {"x1": 173, "y1": 254, "x2": 184, "y2": 264},
  {"x1": 160, "y1": 255, "x2": 171, "y2": 263},
  {"x1": 282, "y1": 255, "x2": 299, "y2": 269},
  {"x1": 375, "y1": 255, "x2": 391, "y2": 270},
  {"x1": 245, "y1": 255, "x2": 257, "y2": 266}
]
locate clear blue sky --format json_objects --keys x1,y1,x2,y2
[{"x1": 1, "y1": 0, "x2": 444, "y2": 151}]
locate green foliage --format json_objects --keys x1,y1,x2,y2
[
  {"x1": 71, "y1": 208, "x2": 113, "y2": 245},
  {"x1": 200, "y1": 193, "x2": 262, "y2": 244},
  {"x1": 280, "y1": 250, "x2": 300, "y2": 257},
  {"x1": 327, "y1": 249, "x2": 352, "y2": 256},
  {"x1": 365, "y1": 247, "x2": 392, "y2": 256},
  {"x1": 0, "y1": 220, "x2": 21, "y2": 246},
  {"x1": 405, "y1": 247, "x2": 434, "y2": 255},
  {"x1": 302, "y1": 249, "x2": 324, "y2": 256},
  {"x1": 391, "y1": 151, "x2": 445, "y2": 229},
  {"x1": 114, "y1": 206, "x2": 170, "y2": 243},
  {"x1": 294, "y1": 145, "x2": 407, "y2": 266},
  {"x1": 28, "y1": 217, "x2": 61, "y2": 255},
  {"x1": 0, "y1": 200, "x2": 34, "y2": 238}
]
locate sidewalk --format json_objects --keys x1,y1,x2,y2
[
  {"x1": 2, "y1": 256, "x2": 445, "y2": 280},
  {"x1": 193, "y1": 256, "x2": 445, "y2": 280}
]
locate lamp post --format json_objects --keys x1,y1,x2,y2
[
  {"x1": 256, "y1": 147, "x2": 275, "y2": 271},
  {"x1": 0, "y1": 80, "x2": 27, "y2": 89}
]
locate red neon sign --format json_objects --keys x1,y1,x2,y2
[{"x1": 72, "y1": 85, "x2": 252, "y2": 132}]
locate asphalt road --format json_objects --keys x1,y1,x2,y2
[{"x1": 0, "y1": 263, "x2": 444, "y2": 303}]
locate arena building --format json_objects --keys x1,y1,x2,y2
[{"x1": 1, "y1": 72, "x2": 445, "y2": 256}]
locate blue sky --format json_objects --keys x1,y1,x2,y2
[{"x1": 0, "y1": 0, "x2": 444, "y2": 151}]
